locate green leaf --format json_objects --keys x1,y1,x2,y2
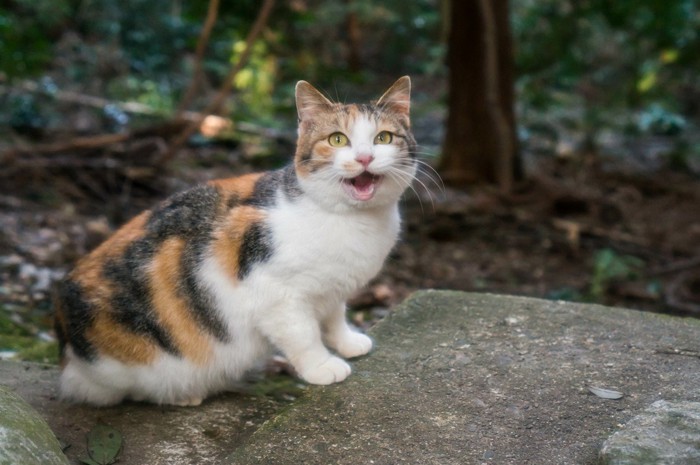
[
  {"x1": 85, "y1": 424, "x2": 123, "y2": 465},
  {"x1": 79, "y1": 458, "x2": 101, "y2": 465}
]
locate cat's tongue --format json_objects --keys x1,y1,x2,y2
[{"x1": 343, "y1": 172, "x2": 381, "y2": 201}]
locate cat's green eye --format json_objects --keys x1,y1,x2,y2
[
  {"x1": 329, "y1": 132, "x2": 349, "y2": 147},
  {"x1": 374, "y1": 131, "x2": 393, "y2": 145}
]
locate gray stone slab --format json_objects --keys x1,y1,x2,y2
[
  {"x1": 0, "y1": 386, "x2": 69, "y2": 465},
  {"x1": 228, "y1": 291, "x2": 700, "y2": 465},
  {"x1": 0, "y1": 362, "x2": 291, "y2": 465},
  {"x1": 599, "y1": 400, "x2": 700, "y2": 465}
]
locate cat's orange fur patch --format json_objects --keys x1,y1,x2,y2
[
  {"x1": 73, "y1": 211, "x2": 149, "y2": 298},
  {"x1": 69, "y1": 212, "x2": 158, "y2": 365},
  {"x1": 87, "y1": 310, "x2": 158, "y2": 364},
  {"x1": 213, "y1": 206, "x2": 267, "y2": 279},
  {"x1": 209, "y1": 173, "x2": 263, "y2": 201},
  {"x1": 149, "y1": 237, "x2": 213, "y2": 365},
  {"x1": 345, "y1": 104, "x2": 360, "y2": 121}
]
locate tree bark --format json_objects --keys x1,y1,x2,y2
[
  {"x1": 345, "y1": 0, "x2": 362, "y2": 72},
  {"x1": 439, "y1": 0, "x2": 520, "y2": 191}
]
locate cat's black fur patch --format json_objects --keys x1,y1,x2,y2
[
  {"x1": 143, "y1": 184, "x2": 231, "y2": 342},
  {"x1": 238, "y1": 222, "x2": 274, "y2": 280},
  {"x1": 104, "y1": 240, "x2": 180, "y2": 356},
  {"x1": 245, "y1": 166, "x2": 301, "y2": 207},
  {"x1": 147, "y1": 185, "x2": 221, "y2": 239},
  {"x1": 57, "y1": 279, "x2": 96, "y2": 361},
  {"x1": 281, "y1": 164, "x2": 303, "y2": 200},
  {"x1": 180, "y1": 238, "x2": 231, "y2": 342}
]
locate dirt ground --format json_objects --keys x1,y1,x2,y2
[{"x1": 1, "y1": 142, "x2": 699, "y2": 360}]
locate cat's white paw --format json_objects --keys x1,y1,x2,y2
[
  {"x1": 335, "y1": 332, "x2": 373, "y2": 359},
  {"x1": 300, "y1": 356, "x2": 351, "y2": 385}
]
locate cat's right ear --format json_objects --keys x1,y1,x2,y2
[{"x1": 295, "y1": 81, "x2": 333, "y2": 121}]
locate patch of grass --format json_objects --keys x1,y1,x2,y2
[
  {"x1": 17, "y1": 341, "x2": 59, "y2": 364},
  {"x1": 0, "y1": 305, "x2": 59, "y2": 364}
]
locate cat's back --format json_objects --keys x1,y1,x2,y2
[{"x1": 54, "y1": 172, "x2": 269, "y2": 359}]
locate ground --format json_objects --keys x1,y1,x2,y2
[{"x1": 0, "y1": 131, "x2": 699, "y2": 362}]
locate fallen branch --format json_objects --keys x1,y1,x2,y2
[
  {"x1": 648, "y1": 256, "x2": 700, "y2": 277},
  {"x1": 551, "y1": 218, "x2": 651, "y2": 249},
  {"x1": 0, "y1": 81, "x2": 167, "y2": 118}
]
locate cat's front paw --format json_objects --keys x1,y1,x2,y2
[
  {"x1": 335, "y1": 332, "x2": 373, "y2": 359},
  {"x1": 299, "y1": 356, "x2": 351, "y2": 385}
]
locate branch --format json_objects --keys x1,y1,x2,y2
[
  {"x1": 160, "y1": 0, "x2": 276, "y2": 163},
  {"x1": 175, "y1": 0, "x2": 221, "y2": 117}
]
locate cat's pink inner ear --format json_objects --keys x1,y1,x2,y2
[
  {"x1": 376, "y1": 76, "x2": 411, "y2": 116},
  {"x1": 295, "y1": 81, "x2": 333, "y2": 121}
]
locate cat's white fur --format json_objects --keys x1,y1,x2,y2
[{"x1": 60, "y1": 86, "x2": 415, "y2": 406}]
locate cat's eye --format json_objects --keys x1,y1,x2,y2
[
  {"x1": 374, "y1": 131, "x2": 393, "y2": 145},
  {"x1": 328, "y1": 132, "x2": 349, "y2": 147}
]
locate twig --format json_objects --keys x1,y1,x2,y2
[
  {"x1": 175, "y1": 0, "x2": 221, "y2": 116},
  {"x1": 551, "y1": 218, "x2": 650, "y2": 248},
  {"x1": 1, "y1": 133, "x2": 131, "y2": 160},
  {"x1": 160, "y1": 0, "x2": 276, "y2": 163},
  {"x1": 664, "y1": 271, "x2": 700, "y2": 314},
  {"x1": 648, "y1": 256, "x2": 700, "y2": 277},
  {"x1": 655, "y1": 347, "x2": 700, "y2": 359}
]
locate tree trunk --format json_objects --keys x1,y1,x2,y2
[
  {"x1": 439, "y1": 0, "x2": 520, "y2": 191},
  {"x1": 345, "y1": 0, "x2": 362, "y2": 72}
]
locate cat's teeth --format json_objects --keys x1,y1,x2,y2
[{"x1": 342, "y1": 172, "x2": 382, "y2": 201}]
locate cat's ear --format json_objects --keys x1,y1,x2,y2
[
  {"x1": 295, "y1": 81, "x2": 333, "y2": 121},
  {"x1": 376, "y1": 76, "x2": 411, "y2": 116}
]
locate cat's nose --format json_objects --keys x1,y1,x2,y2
[{"x1": 356, "y1": 153, "x2": 374, "y2": 168}]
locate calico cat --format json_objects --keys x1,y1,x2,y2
[{"x1": 54, "y1": 76, "x2": 417, "y2": 406}]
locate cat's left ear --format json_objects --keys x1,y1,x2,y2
[
  {"x1": 376, "y1": 76, "x2": 411, "y2": 116},
  {"x1": 295, "y1": 81, "x2": 333, "y2": 121}
]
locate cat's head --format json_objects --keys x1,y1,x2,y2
[{"x1": 293, "y1": 76, "x2": 417, "y2": 211}]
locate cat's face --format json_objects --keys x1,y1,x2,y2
[{"x1": 294, "y1": 77, "x2": 417, "y2": 210}]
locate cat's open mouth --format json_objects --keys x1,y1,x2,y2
[{"x1": 342, "y1": 171, "x2": 383, "y2": 201}]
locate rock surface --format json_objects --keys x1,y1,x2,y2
[
  {"x1": 0, "y1": 385, "x2": 69, "y2": 465},
  {"x1": 2, "y1": 291, "x2": 700, "y2": 465},
  {"x1": 0, "y1": 362, "x2": 294, "y2": 465},
  {"x1": 599, "y1": 400, "x2": 700, "y2": 465},
  {"x1": 228, "y1": 291, "x2": 700, "y2": 465}
]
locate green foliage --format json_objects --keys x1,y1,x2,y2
[
  {"x1": 513, "y1": 0, "x2": 700, "y2": 149},
  {"x1": 637, "y1": 104, "x2": 687, "y2": 136},
  {"x1": 514, "y1": 0, "x2": 699, "y2": 103},
  {"x1": 589, "y1": 248, "x2": 645, "y2": 300},
  {"x1": 0, "y1": 302, "x2": 59, "y2": 364},
  {"x1": 0, "y1": 0, "x2": 71, "y2": 77}
]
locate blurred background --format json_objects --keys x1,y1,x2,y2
[{"x1": 1, "y1": 0, "x2": 699, "y2": 363}]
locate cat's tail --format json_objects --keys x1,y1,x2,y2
[{"x1": 52, "y1": 281, "x2": 68, "y2": 368}]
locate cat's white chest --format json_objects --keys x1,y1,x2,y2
[{"x1": 266, "y1": 196, "x2": 400, "y2": 296}]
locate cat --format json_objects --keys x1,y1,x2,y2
[{"x1": 53, "y1": 76, "x2": 417, "y2": 406}]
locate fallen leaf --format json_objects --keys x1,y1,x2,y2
[
  {"x1": 81, "y1": 424, "x2": 123, "y2": 465},
  {"x1": 587, "y1": 386, "x2": 624, "y2": 400}
]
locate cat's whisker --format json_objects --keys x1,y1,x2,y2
[
  {"x1": 396, "y1": 162, "x2": 440, "y2": 211},
  {"x1": 386, "y1": 165, "x2": 434, "y2": 214},
  {"x1": 393, "y1": 159, "x2": 444, "y2": 199}
]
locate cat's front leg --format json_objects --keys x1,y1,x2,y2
[
  {"x1": 259, "y1": 306, "x2": 351, "y2": 385},
  {"x1": 322, "y1": 304, "x2": 373, "y2": 359}
]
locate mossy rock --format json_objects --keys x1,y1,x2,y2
[{"x1": 0, "y1": 386, "x2": 69, "y2": 465}]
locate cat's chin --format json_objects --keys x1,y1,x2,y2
[{"x1": 341, "y1": 171, "x2": 383, "y2": 202}]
